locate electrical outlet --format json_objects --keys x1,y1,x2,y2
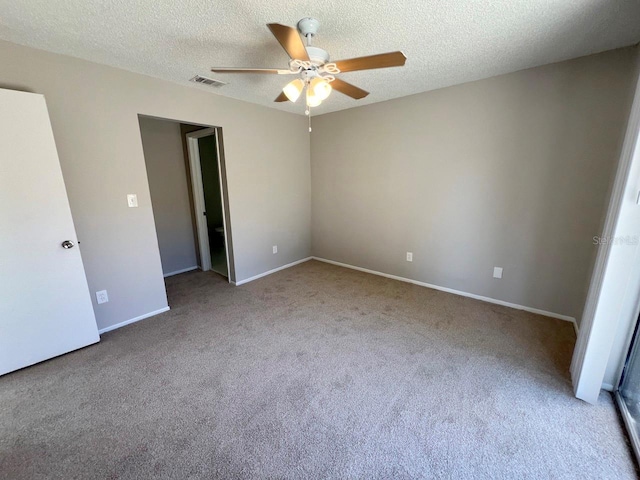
[
  {"x1": 493, "y1": 267, "x2": 503, "y2": 279},
  {"x1": 96, "y1": 290, "x2": 109, "y2": 304},
  {"x1": 273, "y1": 245, "x2": 278, "y2": 254},
  {"x1": 127, "y1": 194, "x2": 138, "y2": 208},
  {"x1": 406, "y1": 252, "x2": 413, "y2": 262}
]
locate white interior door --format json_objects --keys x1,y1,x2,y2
[
  {"x1": 0, "y1": 88, "x2": 99, "y2": 376},
  {"x1": 186, "y1": 127, "x2": 231, "y2": 281},
  {"x1": 186, "y1": 130, "x2": 214, "y2": 272}
]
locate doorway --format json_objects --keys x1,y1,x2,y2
[
  {"x1": 138, "y1": 116, "x2": 235, "y2": 283},
  {"x1": 186, "y1": 128, "x2": 231, "y2": 278}
]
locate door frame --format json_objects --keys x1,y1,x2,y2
[
  {"x1": 570, "y1": 53, "x2": 640, "y2": 404},
  {"x1": 186, "y1": 127, "x2": 232, "y2": 281}
]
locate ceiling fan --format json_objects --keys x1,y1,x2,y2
[{"x1": 211, "y1": 18, "x2": 406, "y2": 115}]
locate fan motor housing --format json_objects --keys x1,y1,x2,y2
[{"x1": 306, "y1": 46, "x2": 330, "y2": 66}]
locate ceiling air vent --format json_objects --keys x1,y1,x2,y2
[{"x1": 189, "y1": 75, "x2": 227, "y2": 88}]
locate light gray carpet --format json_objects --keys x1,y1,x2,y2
[{"x1": 1, "y1": 260, "x2": 637, "y2": 479}]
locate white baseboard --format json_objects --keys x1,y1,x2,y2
[
  {"x1": 163, "y1": 266, "x2": 199, "y2": 278},
  {"x1": 312, "y1": 257, "x2": 578, "y2": 327},
  {"x1": 234, "y1": 257, "x2": 312, "y2": 286},
  {"x1": 602, "y1": 382, "x2": 615, "y2": 392},
  {"x1": 98, "y1": 306, "x2": 170, "y2": 334}
]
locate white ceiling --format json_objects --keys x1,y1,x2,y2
[{"x1": 1, "y1": 1, "x2": 639, "y2": 115}]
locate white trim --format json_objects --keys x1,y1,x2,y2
[
  {"x1": 163, "y1": 266, "x2": 199, "y2": 278},
  {"x1": 214, "y1": 131, "x2": 232, "y2": 283},
  {"x1": 186, "y1": 128, "x2": 233, "y2": 283},
  {"x1": 312, "y1": 257, "x2": 577, "y2": 326},
  {"x1": 98, "y1": 306, "x2": 170, "y2": 334},
  {"x1": 571, "y1": 54, "x2": 640, "y2": 404},
  {"x1": 234, "y1": 257, "x2": 312, "y2": 286},
  {"x1": 602, "y1": 382, "x2": 615, "y2": 392}
]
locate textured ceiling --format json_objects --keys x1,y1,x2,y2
[{"x1": 1, "y1": 1, "x2": 639, "y2": 115}]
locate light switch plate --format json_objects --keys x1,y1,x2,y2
[
  {"x1": 493, "y1": 267, "x2": 503, "y2": 279},
  {"x1": 127, "y1": 194, "x2": 138, "y2": 208}
]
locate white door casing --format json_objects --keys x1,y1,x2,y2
[
  {"x1": 186, "y1": 127, "x2": 231, "y2": 281},
  {"x1": 570, "y1": 57, "x2": 640, "y2": 403}
]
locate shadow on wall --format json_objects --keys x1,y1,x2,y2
[
  {"x1": 310, "y1": 46, "x2": 637, "y2": 323},
  {"x1": 433, "y1": 62, "x2": 630, "y2": 320},
  {"x1": 138, "y1": 116, "x2": 200, "y2": 276},
  {"x1": 0, "y1": 83, "x2": 36, "y2": 93},
  {"x1": 138, "y1": 115, "x2": 235, "y2": 282}
]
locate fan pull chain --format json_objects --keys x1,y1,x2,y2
[{"x1": 308, "y1": 110, "x2": 312, "y2": 133}]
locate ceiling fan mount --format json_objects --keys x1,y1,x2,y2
[
  {"x1": 211, "y1": 17, "x2": 407, "y2": 114},
  {"x1": 297, "y1": 17, "x2": 320, "y2": 39}
]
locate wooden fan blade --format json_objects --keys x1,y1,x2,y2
[
  {"x1": 330, "y1": 78, "x2": 369, "y2": 99},
  {"x1": 274, "y1": 91, "x2": 289, "y2": 102},
  {"x1": 333, "y1": 51, "x2": 406, "y2": 73},
  {"x1": 211, "y1": 67, "x2": 293, "y2": 74},
  {"x1": 267, "y1": 23, "x2": 310, "y2": 61}
]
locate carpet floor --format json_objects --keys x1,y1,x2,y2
[{"x1": 1, "y1": 260, "x2": 637, "y2": 479}]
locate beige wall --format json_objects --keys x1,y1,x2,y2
[
  {"x1": 139, "y1": 117, "x2": 198, "y2": 276},
  {"x1": 0, "y1": 40, "x2": 311, "y2": 331},
  {"x1": 311, "y1": 47, "x2": 638, "y2": 323},
  {"x1": 2, "y1": 36, "x2": 635, "y2": 331}
]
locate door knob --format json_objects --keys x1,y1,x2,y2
[{"x1": 61, "y1": 240, "x2": 75, "y2": 249}]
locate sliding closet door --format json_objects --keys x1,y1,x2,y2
[{"x1": 617, "y1": 319, "x2": 640, "y2": 461}]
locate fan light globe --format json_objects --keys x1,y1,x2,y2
[
  {"x1": 283, "y1": 79, "x2": 304, "y2": 102},
  {"x1": 311, "y1": 77, "x2": 332, "y2": 101},
  {"x1": 306, "y1": 87, "x2": 322, "y2": 107}
]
